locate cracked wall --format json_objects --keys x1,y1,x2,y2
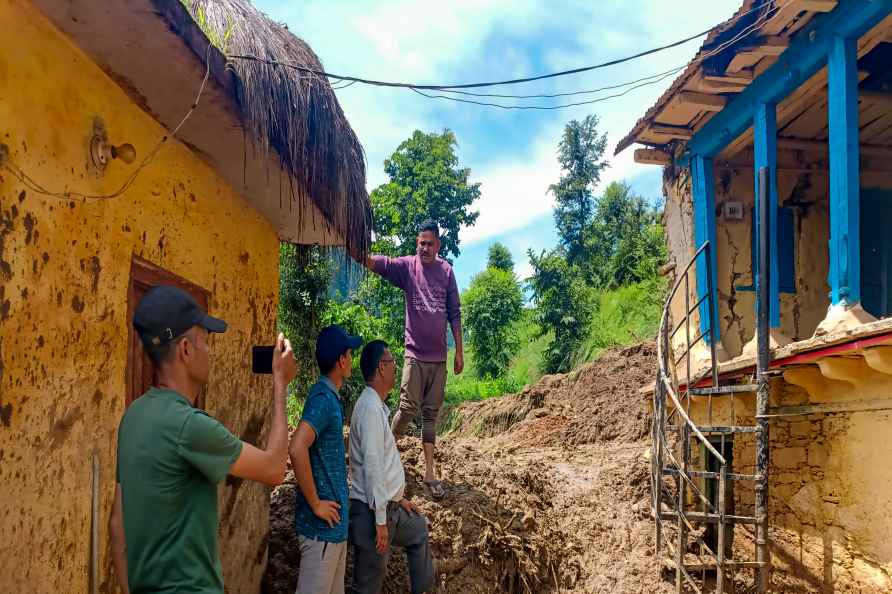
[
  {"x1": 664, "y1": 159, "x2": 836, "y2": 359},
  {"x1": 0, "y1": 3, "x2": 280, "y2": 593}
]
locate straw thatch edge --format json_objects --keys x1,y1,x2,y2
[{"x1": 155, "y1": 0, "x2": 371, "y2": 258}]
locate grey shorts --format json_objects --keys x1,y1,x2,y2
[
  {"x1": 296, "y1": 536, "x2": 347, "y2": 594},
  {"x1": 392, "y1": 358, "x2": 447, "y2": 443}
]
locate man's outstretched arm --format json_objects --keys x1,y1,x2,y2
[
  {"x1": 229, "y1": 333, "x2": 296, "y2": 486},
  {"x1": 364, "y1": 254, "x2": 408, "y2": 290}
]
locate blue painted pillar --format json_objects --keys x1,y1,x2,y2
[
  {"x1": 692, "y1": 154, "x2": 721, "y2": 343},
  {"x1": 754, "y1": 102, "x2": 781, "y2": 328},
  {"x1": 827, "y1": 35, "x2": 861, "y2": 306}
]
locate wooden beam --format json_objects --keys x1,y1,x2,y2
[
  {"x1": 860, "y1": 90, "x2": 892, "y2": 107},
  {"x1": 703, "y1": 72, "x2": 754, "y2": 85},
  {"x1": 685, "y1": 0, "x2": 892, "y2": 160},
  {"x1": 828, "y1": 34, "x2": 862, "y2": 306},
  {"x1": 754, "y1": 102, "x2": 781, "y2": 328},
  {"x1": 675, "y1": 91, "x2": 727, "y2": 112},
  {"x1": 776, "y1": 137, "x2": 892, "y2": 158},
  {"x1": 692, "y1": 154, "x2": 721, "y2": 343},
  {"x1": 634, "y1": 148, "x2": 671, "y2": 165},
  {"x1": 744, "y1": 36, "x2": 791, "y2": 56},
  {"x1": 649, "y1": 124, "x2": 693, "y2": 139},
  {"x1": 765, "y1": 396, "x2": 892, "y2": 417},
  {"x1": 790, "y1": 0, "x2": 838, "y2": 12}
]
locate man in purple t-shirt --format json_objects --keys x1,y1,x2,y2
[{"x1": 366, "y1": 220, "x2": 464, "y2": 497}]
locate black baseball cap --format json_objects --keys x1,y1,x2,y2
[
  {"x1": 133, "y1": 285, "x2": 227, "y2": 347},
  {"x1": 316, "y1": 324, "x2": 363, "y2": 367}
]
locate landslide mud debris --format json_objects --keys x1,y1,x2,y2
[{"x1": 263, "y1": 342, "x2": 670, "y2": 593}]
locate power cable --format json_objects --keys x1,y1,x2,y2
[
  {"x1": 227, "y1": 1, "x2": 774, "y2": 92},
  {"x1": 410, "y1": 0, "x2": 789, "y2": 110},
  {"x1": 1, "y1": 44, "x2": 213, "y2": 200}
]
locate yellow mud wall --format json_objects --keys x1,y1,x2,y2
[
  {"x1": 0, "y1": 2, "x2": 281, "y2": 593},
  {"x1": 684, "y1": 381, "x2": 892, "y2": 591}
]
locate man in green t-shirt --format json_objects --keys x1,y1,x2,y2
[{"x1": 109, "y1": 286, "x2": 297, "y2": 594}]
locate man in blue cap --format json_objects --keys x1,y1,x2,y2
[
  {"x1": 289, "y1": 324, "x2": 363, "y2": 594},
  {"x1": 110, "y1": 285, "x2": 296, "y2": 594}
]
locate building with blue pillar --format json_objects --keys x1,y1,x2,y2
[{"x1": 618, "y1": 1, "x2": 892, "y2": 592}]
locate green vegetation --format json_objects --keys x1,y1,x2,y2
[
  {"x1": 444, "y1": 310, "x2": 547, "y2": 405},
  {"x1": 463, "y1": 266, "x2": 524, "y2": 379},
  {"x1": 486, "y1": 242, "x2": 514, "y2": 272},
  {"x1": 529, "y1": 116, "x2": 666, "y2": 374},
  {"x1": 278, "y1": 244, "x2": 332, "y2": 423},
  {"x1": 572, "y1": 277, "x2": 666, "y2": 367}
]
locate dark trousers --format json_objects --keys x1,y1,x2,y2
[{"x1": 348, "y1": 499, "x2": 435, "y2": 594}]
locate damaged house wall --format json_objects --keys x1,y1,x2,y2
[
  {"x1": 684, "y1": 380, "x2": 892, "y2": 591},
  {"x1": 662, "y1": 155, "x2": 892, "y2": 360},
  {"x1": 665, "y1": 153, "x2": 892, "y2": 590},
  {"x1": 0, "y1": 2, "x2": 280, "y2": 593}
]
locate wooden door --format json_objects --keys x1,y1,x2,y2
[{"x1": 125, "y1": 257, "x2": 210, "y2": 408}]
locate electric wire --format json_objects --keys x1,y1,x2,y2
[
  {"x1": 409, "y1": 0, "x2": 790, "y2": 110},
  {"x1": 1, "y1": 44, "x2": 213, "y2": 200},
  {"x1": 227, "y1": 0, "x2": 775, "y2": 92}
]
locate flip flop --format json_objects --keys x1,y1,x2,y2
[{"x1": 424, "y1": 479, "x2": 446, "y2": 499}]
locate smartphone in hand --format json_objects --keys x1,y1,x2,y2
[{"x1": 252, "y1": 346, "x2": 274, "y2": 374}]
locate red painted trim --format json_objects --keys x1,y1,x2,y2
[
  {"x1": 771, "y1": 331, "x2": 892, "y2": 367},
  {"x1": 680, "y1": 330, "x2": 892, "y2": 391}
]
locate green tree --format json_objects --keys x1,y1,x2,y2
[
  {"x1": 370, "y1": 129, "x2": 481, "y2": 260},
  {"x1": 527, "y1": 248, "x2": 595, "y2": 374},
  {"x1": 585, "y1": 181, "x2": 666, "y2": 288},
  {"x1": 462, "y1": 268, "x2": 524, "y2": 379},
  {"x1": 320, "y1": 299, "x2": 397, "y2": 411},
  {"x1": 486, "y1": 242, "x2": 514, "y2": 272},
  {"x1": 278, "y1": 243, "x2": 333, "y2": 421},
  {"x1": 550, "y1": 115, "x2": 609, "y2": 266}
]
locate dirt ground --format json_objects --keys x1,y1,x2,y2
[
  {"x1": 263, "y1": 343, "x2": 670, "y2": 594},
  {"x1": 261, "y1": 342, "x2": 831, "y2": 593}
]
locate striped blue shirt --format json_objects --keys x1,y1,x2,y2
[{"x1": 294, "y1": 377, "x2": 349, "y2": 543}]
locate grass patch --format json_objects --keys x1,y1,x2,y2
[
  {"x1": 572, "y1": 277, "x2": 666, "y2": 367},
  {"x1": 445, "y1": 310, "x2": 549, "y2": 406}
]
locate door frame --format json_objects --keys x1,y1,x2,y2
[{"x1": 125, "y1": 256, "x2": 210, "y2": 408}]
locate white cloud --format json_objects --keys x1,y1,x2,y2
[
  {"x1": 460, "y1": 138, "x2": 558, "y2": 244},
  {"x1": 262, "y1": 0, "x2": 742, "y2": 245}
]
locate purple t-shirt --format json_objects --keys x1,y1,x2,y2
[{"x1": 372, "y1": 255, "x2": 461, "y2": 362}]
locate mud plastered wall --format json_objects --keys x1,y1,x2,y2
[
  {"x1": 664, "y1": 158, "x2": 892, "y2": 361},
  {"x1": 0, "y1": 2, "x2": 280, "y2": 593},
  {"x1": 663, "y1": 162, "x2": 830, "y2": 359},
  {"x1": 685, "y1": 382, "x2": 892, "y2": 592}
]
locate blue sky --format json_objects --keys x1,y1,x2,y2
[{"x1": 256, "y1": 0, "x2": 740, "y2": 289}]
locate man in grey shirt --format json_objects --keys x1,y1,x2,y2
[{"x1": 348, "y1": 340, "x2": 435, "y2": 594}]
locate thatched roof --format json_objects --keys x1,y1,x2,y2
[{"x1": 184, "y1": 0, "x2": 371, "y2": 258}]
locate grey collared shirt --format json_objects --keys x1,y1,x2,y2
[{"x1": 348, "y1": 386, "x2": 405, "y2": 525}]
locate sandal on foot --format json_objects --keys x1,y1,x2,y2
[{"x1": 424, "y1": 479, "x2": 446, "y2": 499}]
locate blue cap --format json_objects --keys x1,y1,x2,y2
[{"x1": 316, "y1": 324, "x2": 363, "y2": 368}]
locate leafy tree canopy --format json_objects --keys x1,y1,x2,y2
[
  {"x1": 462, "y1": 267, "x2": 524, "y2": 378},
  {"x1": 527, "y1": 248, "x2": 595, "y2": 374},
  {"x1": 487, "y1": 242, "x2": 514, "y2": 272},
  {"x1": 370, "y1": 129, "x2": 481, "y2": 260},
  {"x1": 549, "y1": 115, "x2": 608, "y2": 266}
]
